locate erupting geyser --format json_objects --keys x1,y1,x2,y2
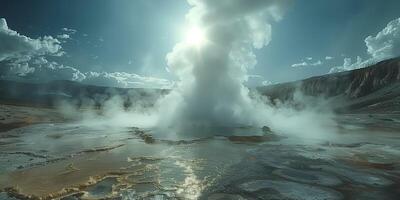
[{"x1": 156, "y1": 0, "x2": 290, "y2": 135}]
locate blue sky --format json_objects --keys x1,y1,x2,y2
[
  {"x1": 0, "y1": 0, "x2": 399, "y2": 88},
  {"x1": 256, "y1": 0, "x2": 400, "y2": 82}
]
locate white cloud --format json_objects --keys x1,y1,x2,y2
[
  {"x1": 1, "y1": 56, "x2": 85, "y2": 82},
  {"x1": 244, "y1": 74, "x2": 272, "y2": 87},
  {"x1": 329, "y1": 56, "x2": 375, "y2": 73},
  {"x1": 365, "y1": 18, "x2": 400, "y2": 60},
  {"x1": 262, "y1": 80, "x2": 273, "y2": 86},
  {"x1": 0, "y1": 18, "x2": 63, "y2": 62},
  {"x1": 291, "y1": 60, "x2": 323, "y2": 68},
  {"x1": 325, "y1": 56, "x2": 334, "y2": 60},
  {"x1": 306, "y1": 57, "x2": 313, "y2": 60},
  {"x1": 0, "y1": 18, "x2": 73, "y2": 81},
  {"x1": 313, "y1": 60, "x2": 322, "y2": 65},
  {"x1": 57, "y1": 34, "x2": 70, "y2": 39},
  {"x1": 291, "y1": 62, "x2": 307, "y2": 68},
  {"x1": 8, "y1": 62, "x2": 34, "y2": 76},
  {"x1": 2, "y1": 55, "x2": 172, "y2": 88},
  {"x1": 330, "y1": 17, "x2": 400, "y2": 73},
  {"x1": 0, "y1": 18, "x2": 172, "y2": 89},
  {"x1": 62, "y1": 28, "x2": 77, "y2": 34},
  {"x1": 30, "y1": 60, "x2": 86, "y2": 82},
  {"x1": 83, "y1": 71, "x2": 173, "y2": 89}
]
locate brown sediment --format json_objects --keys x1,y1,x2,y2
[
  {"x1": 130, "y1": 128, "x2": 156, "y2": 144},
  {"x1": 340, "y1": 158, "x2": 396, "y2": 170},
  {"x1": 126, "y1": 156, "x2": 163, "y2": 163},
  {"x1": 139, "y1": 133, "x2": 156, "y2": 144},
  {"x1": 46, "y1": 133, "x2": 64, "y2": 139},
  {"x1": 227, "y1": 135, "x2": 278, "y2": 143},
  {"x1": 2, "y1": 154, "x2": 132, "y2": 198},
  {"x1": 322, "y1": 142, "x2": 370, "y2": 148},
  {"x1": 59, "y1": 163, "x2": 81, "y2": 175},
  {"x1": 7, "y1": 151, "x2": 49, "y2": 159},
  {"x1": 333, "y1": 182, "x2": 369, "y2": 200},
  {"x1": 1, "y1": 152, "x2": 163, "y2": 199},
  {"x1": 0, "y1": 104, "x2": 66, "y2": 135},
  {"x1": 159, "y1": 138, "x2": 209, "y2": 145},
  {"x1": 132, "y1": 127, "x2": 279, "y2": 145},
  {"x1": 0, "y1": 116, "x2": 60, "y2": 136},
  {"x1": 0, "y1": 122, "x2": 32, "y2": 133},
  {"x1": 131, "y1": 128, "x2": 207, "y2": 145},
  {"x1": 4, "y1": 175, "x2": 123, "y2": 200},
  {"x1": 79, "y1": 144, "x2": 125, "y2": 153}
]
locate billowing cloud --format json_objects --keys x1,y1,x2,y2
[
  {"x1": 329, "y1": 56, "x2": 373, "y2": 73},
  {"x1": 28, "y1": 60, "x2": 86, "y2": 82},
  {"x1": 365, "y1": 18, "x2": 400, "y2": 60},
  {"x1": 330, "y1": 17, "x2": 400, "y2": 73},
  {"x1": 1, "y1": 55, "x2": 172, "y2": 88},
  {"x1": 0, "y1": 18, "x2": 173, "y2": 89},
  {"x1": 5, "y1": 61, "x2": 34, "y2": 76},
  {"x1": 0, "y1": 18, "x2": 63, "y2": 62},
  {"x1": 1, "y1": 56, "x2": 85, "y2": 82},
  {"x1": 0, "y1": 18, "x2": 76, "y2": 81}
]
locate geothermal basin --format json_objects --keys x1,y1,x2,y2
[{"x1": 0, "y1": 105, "x2": 399, "y2": 200}]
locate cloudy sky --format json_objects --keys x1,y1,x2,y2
[{"x1": 1, "y1": 0, "x2": 399, "y2": 88}]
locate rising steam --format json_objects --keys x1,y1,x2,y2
[
  {"x1": 156, "y1": 0, "x2": 292, "y2": 135},
  {"x1": 58, "y1": 0, "x2": 337, "y2": 140}
]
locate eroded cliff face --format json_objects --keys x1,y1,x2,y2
[
  {"x1": 345, "y1": 58, "x2": 400, "y2": 98},
  {"x1": 258, "y1": 57, "x2": 400, "y2": 113}
]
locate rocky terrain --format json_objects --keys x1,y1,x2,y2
[{"x1": 258, "y1": 57, "x2": 400, "y2": 113}]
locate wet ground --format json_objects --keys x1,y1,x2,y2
[{"x1": 0, "y1": 107, "x2": 399, "y2": 199}]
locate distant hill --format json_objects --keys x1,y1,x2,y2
[
  {"x1": 0, "y1": 80, "x2": 167, "y2": 108},
  {"x1": 257, "y1": 57, "x2": 400, "y2": 113},
  {"x1": 1, "y1": 57, "x2": 399, "y2": 113}
]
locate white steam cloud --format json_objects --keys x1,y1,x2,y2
[
  {"x1": 45, "y1": 0, "x2": 336, "y2": 139},
  {"x1": 155, "y1": 0, "x2": 295, "y2": 136}
]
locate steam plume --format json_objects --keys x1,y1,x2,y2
[{"x1": 157, "y1": 0, "x2": 291, "y2": 135}]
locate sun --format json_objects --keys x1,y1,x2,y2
[{"x1": 185, "y1": 26, "x2": 206, "y2": 47}]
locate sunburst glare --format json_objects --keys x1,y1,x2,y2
[{"x1": 184, "y1": 26, "x2": 207, "y2": 47}]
